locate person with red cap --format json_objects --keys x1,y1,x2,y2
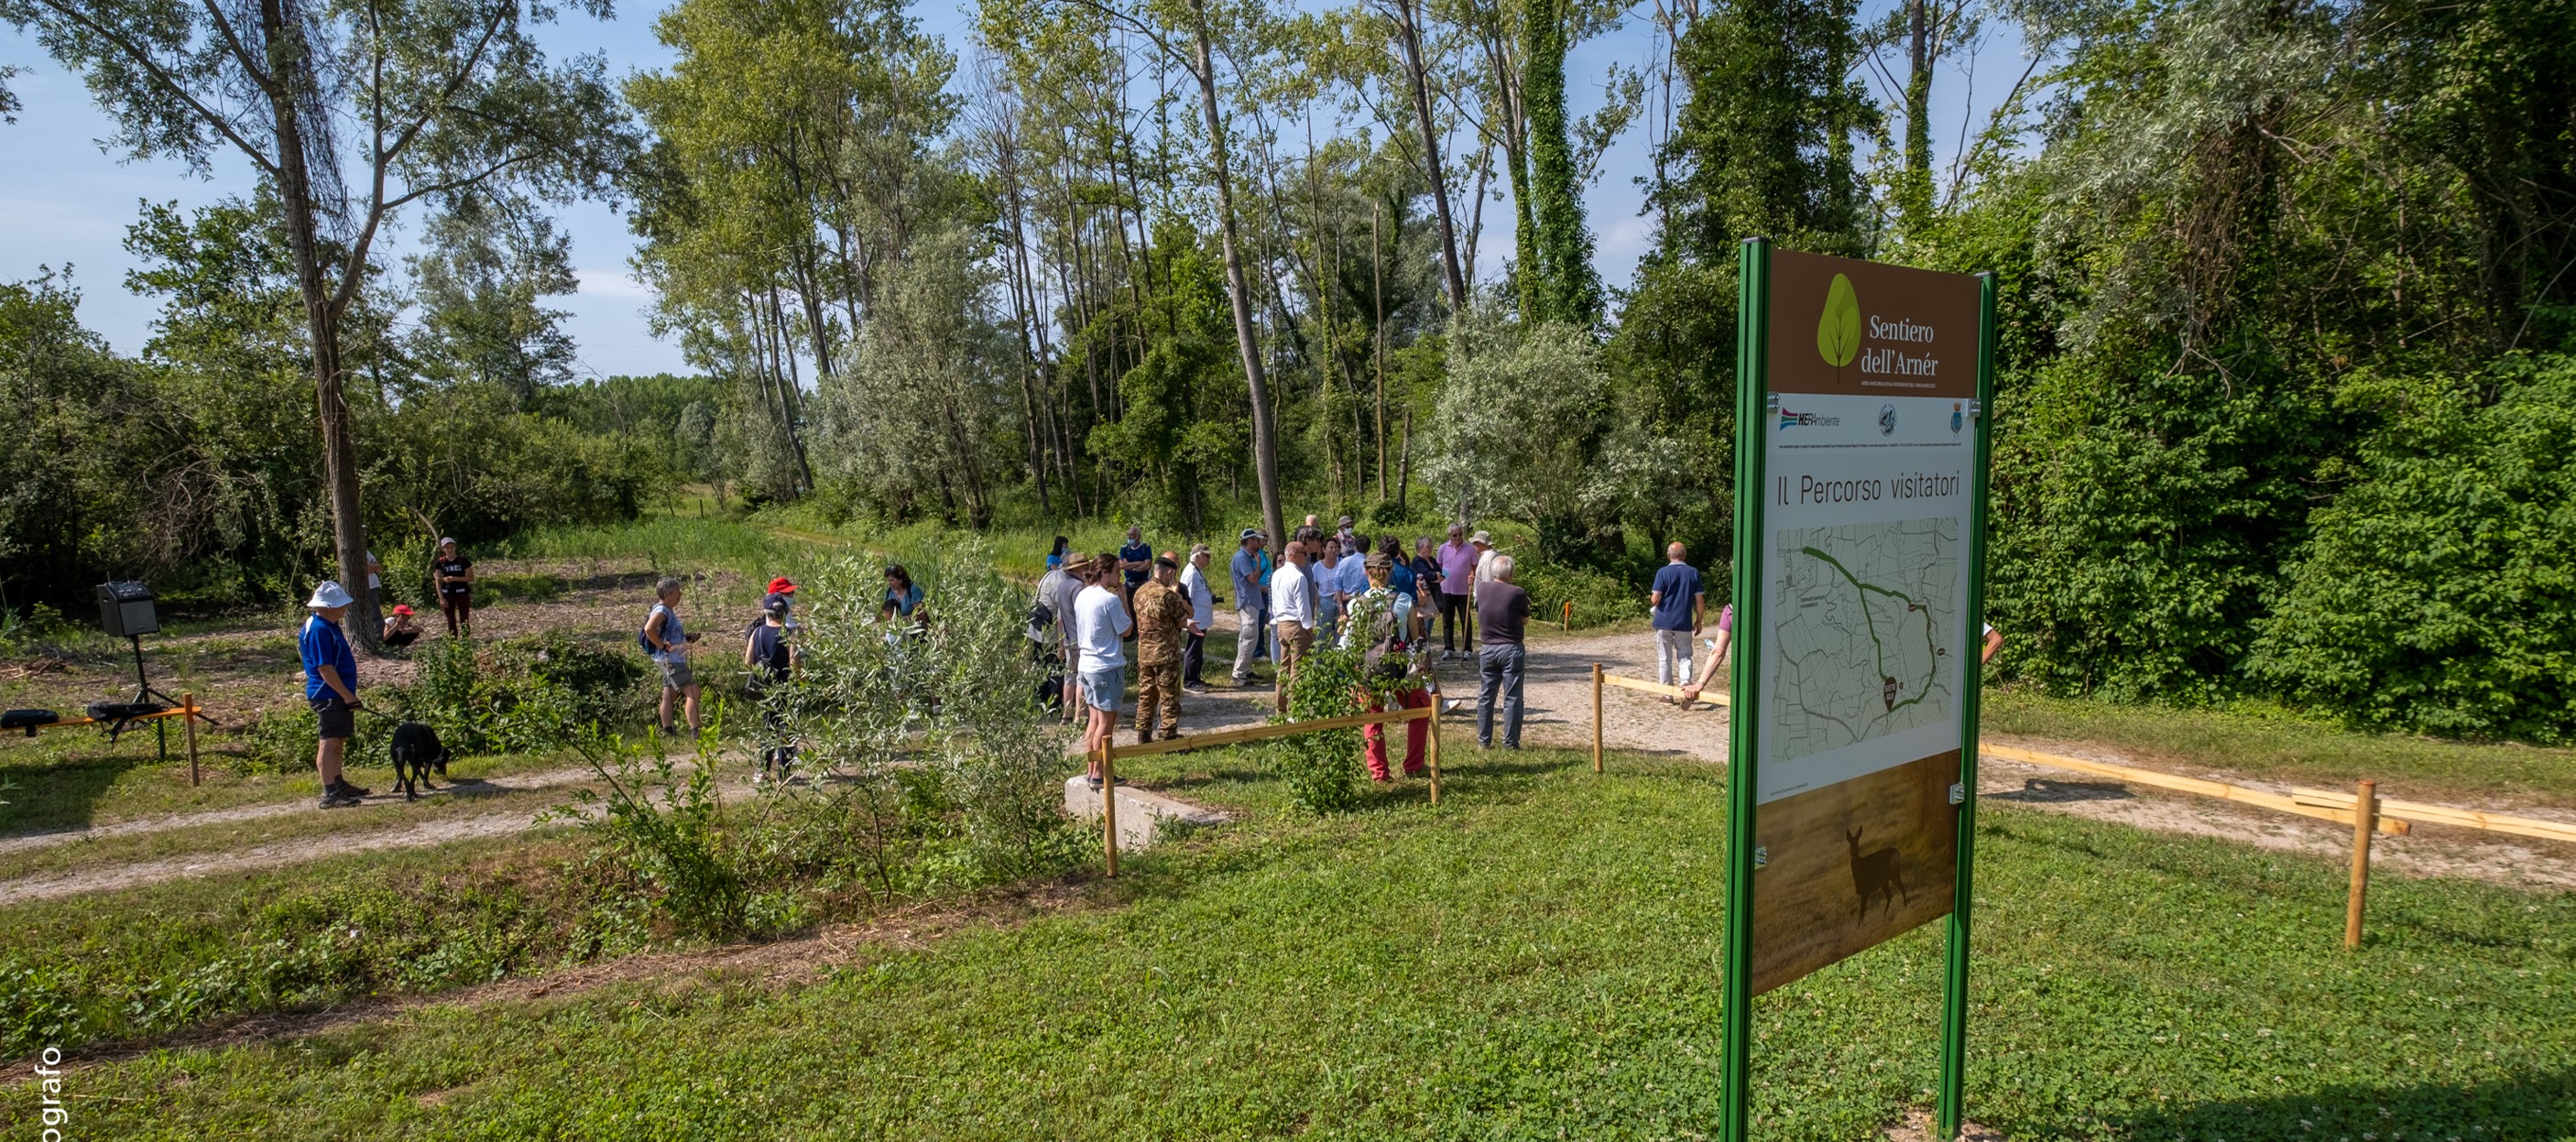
[{"x1": 380, "y1": 604, "x2": 422, "y2": 649}]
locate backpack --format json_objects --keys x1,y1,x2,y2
[
  {"x1": 638, "y1": 604, "x2": 666, "y2": 656},
  {"x1": 1352, "y1": 592, "x2": 1411, "y2": 683}
]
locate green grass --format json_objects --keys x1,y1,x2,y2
[
  {"x1": 498, "y1": 517, "x2": 798, "y2": 570},
  {"x1": 1986, "y1": 689, "x2": 2576, "y2": 808},
  {"x1": 37, "y1": 748, "x2": 2575, "y2": 1140}
]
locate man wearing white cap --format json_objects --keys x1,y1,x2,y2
[{"x1": 300, "y1": 582, "x2": 372, "y2": 809}]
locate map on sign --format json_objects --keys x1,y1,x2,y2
[{"x1": 1768, "y1": 518, "x2": 1959, "y2": 762}]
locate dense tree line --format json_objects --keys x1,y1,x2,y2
[{"x1": 5, "y1": 0, "x2": 2571, "y2": 738}]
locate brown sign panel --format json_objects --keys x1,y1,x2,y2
[
  {"x1": 1768, "y1": 249, "x2": 1979, "y2": 399},
  {"x1": 1749, "y1": 751, "x2": 1959, "y2": 995}
]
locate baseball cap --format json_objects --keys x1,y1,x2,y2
[
  {"x1": 1239, "y1": 527, "x2": 1265, "y2": 541},
  {"x1": 392, "y1": 604, "x2": 413, "y2": 616},
  {"x1": 437, "y1": 536, "x2": 457, "y2": 547},
  {"x1": 767, "y1": 577, "x2": 797, "y2": 594},
  {"x1": 763, "y1": 595, "x2": 791, "y2": 615}
]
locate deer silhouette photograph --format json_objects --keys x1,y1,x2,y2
[
  {"x1": 1749, "y1": 752, "x2": 1959, "y2": 994},
  {"x1": 1846, "y1": 825, "x2": 1912, "y2": 922}
]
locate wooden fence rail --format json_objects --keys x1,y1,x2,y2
[
  {"x1": 1087, "y1": 703, "x2": 1440, "y2": 876},
  {"x1": 1588, "y1": 662, "x2": 2576, "y2": 946}
]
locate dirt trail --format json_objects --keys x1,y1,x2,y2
[{"x1": 0, "y1": 764, "x2": 603, "y2": 855}]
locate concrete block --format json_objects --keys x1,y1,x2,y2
[{"x1": 1064, "y1": 777, "x2": 1231, "y2": 852}]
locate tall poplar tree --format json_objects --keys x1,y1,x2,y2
[{"x1": 5, "y1": 0, "x2": 632, "y2": 646}]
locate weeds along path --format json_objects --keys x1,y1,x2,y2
[{"x1": 1509, "y1": 628, "x2": 2576, "y2": 891}]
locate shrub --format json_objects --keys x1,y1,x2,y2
[
  {"x1": 547, "y1": 723, "x2": 742, "y2": 940},
  {"x1": 1513, "y1": 556, "x2": 1650, "y2": 629},
  {"x1": 1268, "y1": 645, "x2": 1370, "y2": 813},
  {"x1": 2251, "y1": 356, "x2": 2576, "y2": 742},
  {"x1": 387, "y1": 632, "x2": 644, "y2": 755}
]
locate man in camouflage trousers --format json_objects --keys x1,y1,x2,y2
[{"x1": 1131, "y1": 552, "x2": 1192, "y2": 743}]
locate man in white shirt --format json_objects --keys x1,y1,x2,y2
[
  {"x1": 1073, "y1": 560, "x2": 1134, "y2": 788},
  {"x1": 1179, "y1": 545, "x2": 1216, "y2": 691},
  {"x1": 1267, "y1": 537, "x2": 1315, "y2": 714}
]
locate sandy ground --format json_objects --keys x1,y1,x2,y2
[{"x1": 8, "y1": 613, "x2": 2572, "y2": 906}]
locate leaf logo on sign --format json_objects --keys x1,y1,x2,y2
[{"x1": 1817, "y1": 272, "x2": 1861, "y2": 374}]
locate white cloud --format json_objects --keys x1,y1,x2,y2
[{"x1": 576, "y1": 266, "x2": 654, "y2": 300}]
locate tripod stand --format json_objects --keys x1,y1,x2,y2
[{"x1": 126, "y1": 633, "x2": 184, "y2": 761}]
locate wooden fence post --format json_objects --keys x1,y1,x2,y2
[
  {"x1": 2346, "y1": 778, "x2": 2375, "y2": 949},
  {"x1": 182, "y1": 691, "x2": 201, "y2": 788},
  {"x1": 1101, "y1": 738, "x2": 1119, "y2": 878},
  {"x1": 1591, "y1": 663, "x2": 1605, "y2": 773},
  {"x1": 1424, "y1": 699, "x2": 1442, "y2": 806}
]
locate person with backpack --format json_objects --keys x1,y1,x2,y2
[
  {"x1": 641, "y1": 576, "x2": 703, "y2": 736},
  {"x1": 1031, "y1": 555, "x2": 1074, "y2": 715},
  {"x1": 1344, "y1": 552, "x2": 1430, "y2": 781},
  {"x1": 745, "y1": 595, "x2": 797, "y2": 781}
]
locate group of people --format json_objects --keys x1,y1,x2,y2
[
  {"x1": 362, "y1": 537, "x2": 480, "y2": 650},
  {"x1": 1031, "y1": 531, "x2": 1218, "y2": 789},
  {"x1": 1031, "y1": 515, "x2": 1539, "y2": 784},
  {"x1": 300, "y1": 518, "x2": 2019, "y2": 813}
]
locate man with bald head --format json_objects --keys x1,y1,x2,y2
[{"x1": 1648, "y1": 541, "x2": 1706, "y2": 690}]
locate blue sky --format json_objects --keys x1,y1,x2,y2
[{"x1": 0, "y1": 2, "x2": 2025, "y2": 378}]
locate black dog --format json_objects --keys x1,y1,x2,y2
[{"x1": 388, "y1": 721, "x2": 451, "y2": 801}]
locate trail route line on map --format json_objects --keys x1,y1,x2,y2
[{"x1": 1769, "y1": 518, "x2": 1960, "y2": 762}]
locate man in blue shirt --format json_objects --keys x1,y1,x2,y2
[
  {"x1": 1229, "y1": 529, "x2": 1268, "y2": 686},
  {"x1": 1648, "y1": 542, "x2": 1706, "y2": 690},
  {"x1": 300, "y1": 581, "x2": 372, "y2": 809},
  {"x1": 1118, "y1": 525, "x2": 1153, "y2": 616}
]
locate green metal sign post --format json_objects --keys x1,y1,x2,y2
[
  {"x1": 1718, "y1": 240, "x2": 1996, "y2": 1141},
  {"x1": 1936, "y1": 272, "x2": 2001, "y2": 1138},
  {"x1": 1717, "y1": 236, "x2": 1773, "y2": 1142}
]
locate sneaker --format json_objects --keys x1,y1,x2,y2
[
  {"x1": 319, "y1": 789, "x2": 360, "y2": 810},
  {"x1": 331, "y1": 780, "x2": 372, "y2": 799},
  {"x1": 1085, "y1": 775, "x2": 1105, "y2": 791}
]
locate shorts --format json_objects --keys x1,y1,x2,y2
[
  {"x1": 1080, "y1": 667, "x2": 1125, "y2": 713},
  {"x1": 655, "y1": 655, "x2": 694, "y2": 691},
  {"x1": 310, "y1": 693, "x2": 355, "y2": 741}
]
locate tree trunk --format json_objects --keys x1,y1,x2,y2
[
  {"x1": 1392, "y1": 0, "x2": 1468, "y2": 317},
  {"x1": 1191, "y1": 0, "x2": 1286, "y2": 548},
  {"x1": 261, "y1": 0, "x2": 377, "y2": 650},
  {"x1": 1900, "y1": 0, "x2": 1935, "y2": 236},
  {"x1": 1372, "y1": 199, "x2": 1388, "y2": 502}
]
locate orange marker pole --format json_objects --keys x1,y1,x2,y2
[{"x1": 182, "y1": 691, "x2": 201, "y2": 787}]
